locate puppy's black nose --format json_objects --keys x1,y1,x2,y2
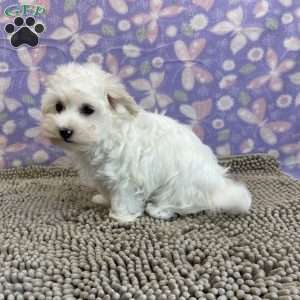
[{"x1": 59, "y1": 128, "x2": 73, "y2": 141}]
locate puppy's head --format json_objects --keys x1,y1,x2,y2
[{"x1": 40, "y1": 62, "x2": 139, "y2": 151}]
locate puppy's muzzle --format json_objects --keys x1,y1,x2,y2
[{"x1": 59, "y1": 128, "x2": 73, "y2": 142}]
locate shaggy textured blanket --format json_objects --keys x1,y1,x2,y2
[{"x1": 0, "y1": 154, "x2": 299, "y2": 300}]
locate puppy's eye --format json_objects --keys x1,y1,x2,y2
[
  {"x1": 80, "y1": 104, "x2": 95, "y2": 116},
  {"x1": 55, "y1": 101, "x2": 65, "y2": 113}
]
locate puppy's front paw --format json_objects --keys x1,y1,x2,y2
[
  {"x1": 146, "y1": 203, "x2": 176, "y2": 220},
  {"x1": 109, "y1": 211, "x2": 141, "y2": 223},
  {"x1": 91, "y1": 194, "x2": 110, "y2": 207}
]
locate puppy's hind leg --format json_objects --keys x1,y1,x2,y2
[{"x1": 211, "y1": 179, "x2": 252, "y2": 214}]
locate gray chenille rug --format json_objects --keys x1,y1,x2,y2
[{"x1": 0, "y1": 154, "x2": 299, "y2": 300}]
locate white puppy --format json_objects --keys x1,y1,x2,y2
[{"x1": 40, "y1": 62, "x2": 251, "y2": 222}]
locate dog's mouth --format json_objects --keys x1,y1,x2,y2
[
  {"x1": 56, "y1": 137, "x2": 75, "y2": 145},
  {"x1": 48, "y1": 137, "x2": 65, "y2": 145},
  {"x1": 63, "y1": 139, "x2": 73, "y2": 144},
  {"x1": 40, "y1": 129, "x2": 91, "y2": 149},
  {"x1": 40, "y1": 131, "x2": 74, "y2": 145},
  {"x1": 43, "y1": 136, "x2": 74, "y2": 146}
]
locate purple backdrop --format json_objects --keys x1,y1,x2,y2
[{"x1": 0, "y1": 0, "x2": 299, "y2": 177}]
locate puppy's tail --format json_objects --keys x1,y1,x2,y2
[{"x1": 211, "y1": 178, "x2": 252, "y2": 214}]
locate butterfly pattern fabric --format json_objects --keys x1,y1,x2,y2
[
  {"x1": 237, "y1": 98, "x2": 291, "y2": 146},
  {"x1": 0, "y1": 0, "x2": 299, "y2": 177}
]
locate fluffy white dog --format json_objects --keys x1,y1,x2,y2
[{"x1": 40, "y1": 62, "x2": 251, "y2": 222}]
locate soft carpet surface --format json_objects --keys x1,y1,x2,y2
[{"x1": 0, "y1": 154, "x2": 299, "y2": 300}]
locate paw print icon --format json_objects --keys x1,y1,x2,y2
[{"x1": 5, "y1": 16, "x2": 45, "y2": 48}]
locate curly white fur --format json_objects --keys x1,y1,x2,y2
[{"x1": 40, "y1": 62, "x2": 252, "y2": 222}]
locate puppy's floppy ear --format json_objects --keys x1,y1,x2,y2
[{"x1": 105, "y1": 75, "x2": 139, "y2": 116}]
